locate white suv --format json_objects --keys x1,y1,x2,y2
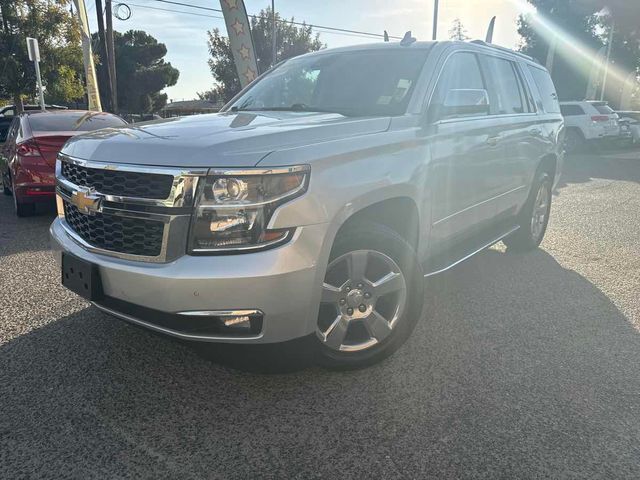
[{"x1": 560, "y1": 100, "x2": 620, "y2": 152}]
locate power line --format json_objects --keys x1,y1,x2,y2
[
  {"x1": 126, "y1": 2, "x2": 224, "y2": 20},
  {"x1": 139, "y1": 0, "x2": 402, "y2": 40},
  {"x1": 124, "y1": 3, "x2": 392, "y2": 40}
]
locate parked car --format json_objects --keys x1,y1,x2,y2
[
  {"x1": 1, "y1": 110, "x2": 127, "y2": 216},
  {"x1": 559, "y1": 100, "x2": 620, "y2": 152},
  {"x1": 616, "y1": 111, "x2": 640, "y2": 145},
  {"x1": 0, "y1": 104, "x2": 68, "y2": 117},
  {"x1": 0, "y1": 116, "x2": 12, "y2": 144},
  {"x1": 51, "y1": 41, "x2": 563, "y2": 368}
]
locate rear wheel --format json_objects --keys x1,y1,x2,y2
[
  {"x1": 12, "y1": 182, "x2": 35, "y2": 217},
  {"x1": 316, "y1": 223, "x2": 424, "y2": 369},
  {"x1": 564, "y1": 129, "x2": 584, "y2": 153},
  {"x1": 2, "y1": 172, "x2": 11, "y2": 196},
  {"x1": 504, "y1": 171, "x2": 552, "y2": 252}
]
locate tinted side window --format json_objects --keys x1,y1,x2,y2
[
  {"x1": 432, "y1": 52, "x2": 486, "y2": 118},
  {"x1": 560, "y1": 105, "x2": 585, "y2": 116},
  {"x1": 481, "y1": 56, "x2": 524, "y2": 115},
  {"x1": 593, "y1": 103, "x2": 614, "y2": 114},
  {"x1": 527, "y1": 66, "x2": 560, "y2": 113}
]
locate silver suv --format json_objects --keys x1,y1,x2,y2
[{"x1": 51, "y1": 41, "x2": 564, "y2": 368}]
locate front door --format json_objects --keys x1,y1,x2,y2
[{"x1": 427, "y1": 51, "x2": 506, "y2": 251}]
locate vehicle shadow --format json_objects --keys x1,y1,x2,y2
[
  {"x1": 1, "y1": 247, "x2": 639, "y2": 478},
  {"x1": 556, "y1": 149, "x2": 640, "y2": 192},
  {"x1": 0, "y1": 194, "x2": 56, "y2": 258}
]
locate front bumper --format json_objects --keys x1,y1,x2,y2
[{"x1": 50, "y1": 218, "x2": 329, "y2": 344}]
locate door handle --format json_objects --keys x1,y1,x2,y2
[
  {"x1": 486, "y1": 135, "x2": 500, "y2": 146},
  {"x1": 530, "y1": 128, "x2": 542, "y2": 136}
]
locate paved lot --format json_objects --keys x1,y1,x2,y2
[{"x1": 1, "y1": 149, "x2": 640, "y2": 479}]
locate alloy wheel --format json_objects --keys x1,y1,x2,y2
[
  {"x1": 531, "y1": 181, "x2": 551, "y2": 242},
  {"x1": 317, "y1": 249, "x2": 407, "y2": 352}
]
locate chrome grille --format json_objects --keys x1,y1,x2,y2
[
  {"x1": 61, "y1": 161, "x2": 174, "y2": 199},
  {"x1": 56, "y1": 154, "x2": 207, "y2": 263},
  {"x1": 64, "y1": 203, "x2": 165, "y2": 257}
]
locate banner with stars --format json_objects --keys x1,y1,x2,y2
[{"x1": 219, "y1": 0, "x2": 259, "y2": 89}]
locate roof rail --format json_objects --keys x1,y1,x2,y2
[{"x1": 469, "y1": 39, "x2": 534, "y2": 61}]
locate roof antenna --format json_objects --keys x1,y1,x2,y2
[
  {"x1": 485, "y1": 16, "x2": 496, "y2": 43},
  {"x1": 384, "y1": 30, "x2": 389, "y2": 42},
  {"x1": 400, "y1": 31, "x2": 416, "y2": 46}
]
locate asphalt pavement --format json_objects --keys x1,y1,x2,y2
[{"x1": 1, "y1": 149, "x2": 640, "y2": 479}]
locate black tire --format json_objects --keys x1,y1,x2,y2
[
  {"x1": 316, "y1": 223, "x2": 424, "y2": 369},
  {"x1": 2, "y1": 173, "x2": 11, "y2": 196},
  {"x1": 565, "y1": 129, "x2": 584, "y2": 153},
  {"x1": 504, "y1": 171, "x2": 552, "y2": 252},
  {"x1": 13, "y1": 184, "x2": 35, "y2": 217}
]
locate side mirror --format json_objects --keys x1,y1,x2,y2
[{"x1": 441, "y1": 88, "x2": 490, "y2": 119}]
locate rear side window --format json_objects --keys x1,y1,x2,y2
[
  {"x1": 527, "y1": 66, "x2": 560, "y2": 113},
  {"x1": 560, "y1": 105, "x2": 585, "y2": 116},
  {"x1": 28, "y1": 112, "x2": 126, "y2": 132},
  {"x1": 480, "y1": 56, "x2": 526, "y2": 115},
  {"x1": 592, "y1": 103, "x2": 614, "y2": 114}
]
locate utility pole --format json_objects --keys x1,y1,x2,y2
[
  {"x1": 95, "y1": 0, "x2": 113, "y2": 111},
  {"x1": 600, "y1": 20, "x2": 614, "y2": 101},
  {"x1": 105, "y1": 0, "x2": 118, "y2": 112},
  {"x1": 271, "y1": 0, "x2": 277, "y2": 66},
  {"x1": 432, "y1": 0, "x2": 439, "y2": 40}
]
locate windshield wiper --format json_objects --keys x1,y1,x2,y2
[{"x1": 231, "y1": 104, "x2": 357, "y2": 116}]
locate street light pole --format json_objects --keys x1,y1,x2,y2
[
  {"x1": 271, "y1": 0, "x2": 277, "y2": 66},
  {"x1": 26, "y1": 38, "x2": 45, "y2": 111},
  {"x1": 105, "y1": 0, "x2": 118, "y2": 112},
  {"x1": 432, "y1": 0, "x2": 439, "y2": 40},
  {"x1": 600, "y1": 20, "x2": 614, "y2": 101}
]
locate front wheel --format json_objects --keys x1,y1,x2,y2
[
  {"x1": 504, "y1": 171, "x2": 552, "y2": 252},
  {"x1": 316, "y1": 223, "x2": 424, "y2": 369}
]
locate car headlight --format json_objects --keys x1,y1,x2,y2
[{"x1": 188, "y1": 165, "x2": 310, "y2": 254}]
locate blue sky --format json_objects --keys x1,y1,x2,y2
[{"x1": 88, "y1": 0, "x2": 535, "y2": 100}]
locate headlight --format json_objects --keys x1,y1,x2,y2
[{"x1": 188, "y1": 165, "x2": 310, "y2": 254}]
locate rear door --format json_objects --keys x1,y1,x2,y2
[{"x1": 478, "y1": 54, "x2": 540, "y2": 219}]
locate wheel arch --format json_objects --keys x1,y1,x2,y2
[{"x1": 332, "y1": 195, "x2": 421, "y2": 252}]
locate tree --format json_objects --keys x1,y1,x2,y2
[
  {"x1": 448, "y1": 18, "x2": 469, "y2": 41},
  {"x1": 0, "y1": 0, "x2": 85, "y2": 111},
  {"x1": 94, "y1": 30, "x2": 179, "y2": 113},
  {"x1": 204, "y1": 6, "x2": 324, "y2": 103},
  {"x1": 517, "y1": 0, "x2": 640, "y2": 106}
]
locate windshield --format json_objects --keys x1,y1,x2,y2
[{"x1": 228, "y1": 48, "x2": 430, "y2": 117}]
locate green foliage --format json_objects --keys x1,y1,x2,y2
[
  {"x1": 205, "y1": 6, "x2": 324, "y2": 103},
  {"x1": 517, "y1": 1, "x2": 604, "y2": 101},
  {"x1": 94, "y1": 30, "x2": 179, "y2": 113},
  {"x1": 448, "y1": 18, "x2": 469, "y2": 41},
  {"x1": 517, "y1": 0, "x2": 640, "y2": 106},
  {"x1": 0, "y1": 0, "x2": 85, "y2": 107}
]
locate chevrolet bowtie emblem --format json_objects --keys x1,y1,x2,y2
[{"x1": 71, "y1": 187, "x2": 102, "y2": 215}]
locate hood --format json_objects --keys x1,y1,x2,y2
[{"x1": 60, "y1": 112, "x2": 391, "y2": 167}]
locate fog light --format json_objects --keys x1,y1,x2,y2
[{"x1": 223, "y1": 315, "x2": 251, "y2": 327}]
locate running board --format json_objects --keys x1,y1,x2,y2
[{"x1": 423, "y1": 225, "x2": 520, "y2": 277}]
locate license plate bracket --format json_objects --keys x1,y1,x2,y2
[{"x1": 61, "y1": 253, "x2": 103, "y2": 301}]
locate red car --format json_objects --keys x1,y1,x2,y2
[{"x1": 1, "y1": 110, "x2": 127, "y2": 216}]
